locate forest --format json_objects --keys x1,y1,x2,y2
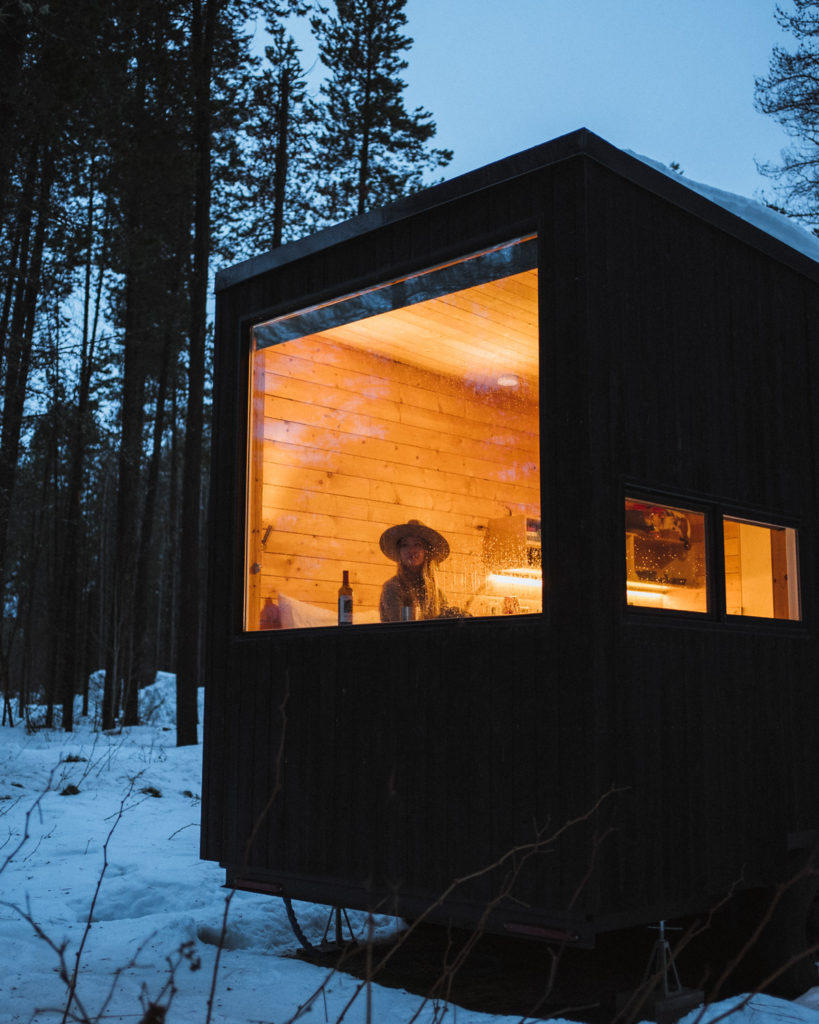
[{"x1": 0, "y1": 0, "x2": 452, "y2": 742}]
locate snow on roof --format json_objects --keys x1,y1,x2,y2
[{"x1": 630, "y1": 150, "x2": 819, "y2": 266}]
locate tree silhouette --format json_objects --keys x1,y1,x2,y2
[
  {"x1": 311, "y1": 0, "x2": 452, "y2": 221},
  {"x1": 756, "y1": 0, "x2": 819, "y2": 225}
]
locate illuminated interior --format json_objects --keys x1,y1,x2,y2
[
  {"x1": 625, "y1": 497, "x2": 801, "y2": 620},
  {"x1": 723, "y1": 517, "x2": 800, "y2": 620},
  {"x1": 245, "y1": 237, "x2": 541, "y2": 630},
  {"x1": 625, "y1": 498, "x2": 708, "y2": 612}
]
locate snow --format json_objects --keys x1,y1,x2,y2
[
  {"x1": 629, "y1": 151, "x2": 819, "y2": 267},
  {"x1": 1, "y1": 674, "x2": 818, "y2": 1024}
]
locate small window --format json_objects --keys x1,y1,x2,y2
[
  {"x1": 245, "y1": 237, "x2": 541, "y2": 630},
  {"x1": 723, "y1": 518, "x2": 800, "y2": 620},
  {"x1": 625, "y1": 498, "x2": 708, "y2": 613}
]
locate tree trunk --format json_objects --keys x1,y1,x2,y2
[
  {"x1": 105, "y1": 319, "x2": 146, "y2": 728},
  {"x1": 127, "y1": 338, "x2": 172, "y2": 724},
  {"x1": 176, "y1": 0, "x2": 217, "y2": 747},
  {"x1": 154, "y1": 374, "x2": 180, "y2": 672},
  {"x1": 0, "y1": 172, "x2": 31, "y2": 374},
  {"x1": 0, "y1": 143, "x2": 44, "y2": 595},
  {"x1": 0, "y1": 143, "x2": 52, "y2": 729},
  {"x1": 272, "y1": 68, "x2": 291, "y2": 248},
  {"x1": 60, "y1": 165, "x2": 104, "y2": 730},
  {"x1": 0, "y1": 2, "x2": 28, "y2": 220}
]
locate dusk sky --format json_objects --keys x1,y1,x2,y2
[{"x1": 291, "y1": 0, "x2": 796, "y2": 203}]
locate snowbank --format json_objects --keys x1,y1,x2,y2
[{"x1": 8, "y1": 670, "x2": 204, "y2": 731}]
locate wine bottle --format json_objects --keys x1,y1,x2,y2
[{"x1": 338, "y1": 570, "x2": 353, "y2": 625}]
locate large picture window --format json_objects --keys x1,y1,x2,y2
[{"x1": 245, "y1": 237, "x2": 541, "y2": 630}]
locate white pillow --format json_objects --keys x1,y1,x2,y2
[
  {"x1": 276, "y1": 594, "x2": 381, "y2": 628},
  {"x1": 277, "y1": 593, "x2": 337, "y2": 629}
]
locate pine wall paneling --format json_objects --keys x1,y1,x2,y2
[{"x1": 250, "y1": 268, "x2": 541, "y2": 622}]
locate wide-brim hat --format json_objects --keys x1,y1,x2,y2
[{"x1": 379, "y1": 519, "x2": 450, "y2": 563}]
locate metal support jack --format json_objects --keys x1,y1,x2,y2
[
  {"x1": 640, "y1": 920, "x2": 683, "y2": 999},
  {"x1": 617, "y1": 921, "x2": 704, "y2": 1024}
]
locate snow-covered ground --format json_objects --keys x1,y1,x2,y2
[{"x1": 1, "y1": 674, "x2": 818, "y2": 1024}]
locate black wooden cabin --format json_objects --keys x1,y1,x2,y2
[{"x1": 202, "y1": 129, "x2": 819, "y2": 969}]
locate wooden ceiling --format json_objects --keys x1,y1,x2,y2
[{"x1": 317, "y1": 268, "x2": 539, "y2": 391}]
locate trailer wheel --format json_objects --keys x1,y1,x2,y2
[{"x1": 283, "y1": 897, "x2": 363, "y2": 953}]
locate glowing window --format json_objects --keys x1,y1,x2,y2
[
  {"x1": 245, "y1": 237, "x2": 541, "y2": 630},
  {"x1": 723, "y1": 518, "x2": 800, "y2": 620},
  {"x1": 625, "y1": 498, "x2": 708, "y2": 613}
]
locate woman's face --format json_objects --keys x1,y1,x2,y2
[{"x1": 398, "y1": 535, "x2": 427, "y2": 570}]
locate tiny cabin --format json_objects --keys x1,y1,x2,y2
[{"x1": 202, "y1": 130, "x2": 819, "y2": 985}]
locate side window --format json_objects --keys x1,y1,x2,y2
[
  {"x1": 625, "y1": 498, "x2": 708, "y2": 613},
  {"x1": 245, "y1": 236, "x2": 541, "y2": 630},
  {"x1": 625, "y1": 495, "x2": 801, "y2": 622},
  {"x1": 723, "y1": 517, "x2": 800, "y2": 620}
]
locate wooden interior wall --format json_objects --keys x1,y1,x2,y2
[
  {"x1": 723, "y1": 520, "x2": 790, "y2": 618},
  {"x1": 724, "y1": 519, "x2": 754, "y2": 616},
  {"x1": 248, "y1": 333, "x2": 540, "y2": 622}
]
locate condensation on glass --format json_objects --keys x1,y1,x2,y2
[
  {"x1": 625, "y1": 497, "x2": 801, "y2": 621},
  {"x1": 625, "y1": 498, "x2": 708, "y2": 613},
  {"x1": 245, "y1": 236, "x2": 541, "y2": 631},
  {"x1": 723, "y1": 517, "x2": 800, "y2": 620}
]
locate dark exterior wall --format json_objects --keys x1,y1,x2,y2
[
  {"x1": 204, "y1": 155, "x2": 610, "y2": 938},
  {"x1": 202, "y1": 142, "x2": 819, "y2": 939},
  {"x1": 572, "y1": 160, "x2": 819, "y2": 919}
]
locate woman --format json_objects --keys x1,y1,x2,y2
[{"x1": 378, "y1": 519, "x2": 450, "y2": 622}]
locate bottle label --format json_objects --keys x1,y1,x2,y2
[{"x1": 338, "y1": 597, "x2": 353, "y2": 625}]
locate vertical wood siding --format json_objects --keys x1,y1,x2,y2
[{"x1": 204, "y1": 145, "x2": 819, "y2": 938}]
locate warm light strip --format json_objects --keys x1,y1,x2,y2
[
  {"x1": 626, "y1": 580, "x2": 670, "y2": 593},
  {"x1": 627, "y1": 589, "x2": 666, "y2": 607},
  {"x1": 489, "y1": 571, "x2": 542, "y2": 587},
  {"x1": 627, "y1": 579, "x2": 670, "y2": 608}
]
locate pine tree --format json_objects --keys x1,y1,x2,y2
[
  {"x1": 755, "y1": 1, "x2": 819, "y2": 225},
  {"x1": 310, "y1": 0, "x2": 452, "y2": 221},
  {"x1": 0, "y1": 0, "x2": 110, "y2": 726},
  {"x1": 1, "y1": 0, "x2": 374, "y2": 731},
  {"x1": 235, "y1": 21, "x2": 319, "y2": 251}
]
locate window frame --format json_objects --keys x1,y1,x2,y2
[
  {"x1": 240, "y1": 233, "x2": 545, "y2": 634},
  {"x1": 624, "y1": 489, "x2": 716, "y2": 620},
  {"x1": 721, "y1": 513, "x2": 801, "y2": 623},
  {"x1": 623, "y1": 486, "x2": 804, "y2": 628}
]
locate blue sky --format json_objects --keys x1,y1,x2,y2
[
  {"x1": 291, "y1": 0, "x2": 795, "y2": 203},
  {"x1": 404, "y1": 0, "x2": 791, "y2": 199}
]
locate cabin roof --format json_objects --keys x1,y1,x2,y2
[{"x1": 215, "y1": 127, "x2": 819, "y2": 292}]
